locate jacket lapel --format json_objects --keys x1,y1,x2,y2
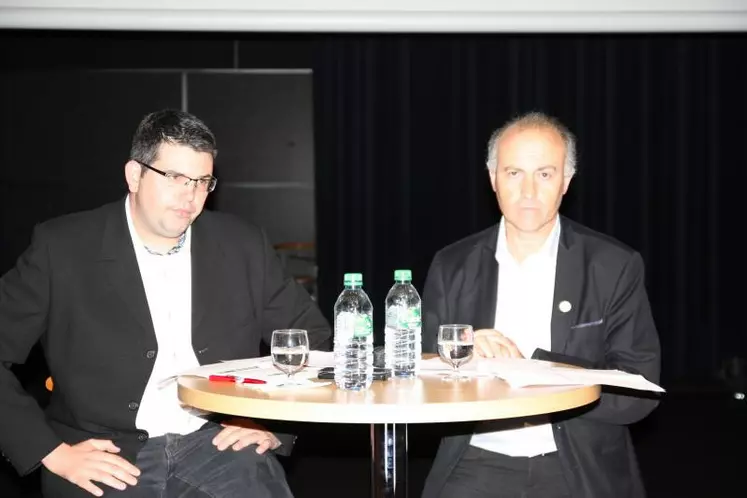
[
  {"x1": 466, "y1": 225, "x2": 499, "y2": 330},
  {"x1": 190, "y1": 216, "x2": 223, "y2": 358},
  {"x1": 474, "y1": 246, "x2": 499, "y2": 330},
  {"x1": 551, "y1": 217, "x2": 584, "y2": 354},
  {"x1": 98, "y1": 199, "x2": 156, "y2": 342}
]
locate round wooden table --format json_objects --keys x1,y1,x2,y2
[{"x1": 178, "y1": 372, "x2": 600, "y2": 498}]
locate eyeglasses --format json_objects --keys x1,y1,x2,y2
[{"x1": 135, "y1": 160, "x2": 217, "y2": 193}]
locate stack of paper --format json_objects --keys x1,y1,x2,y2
[
  {"x1": 421, "y1": 356, "x2": 665, "y2": 392},
  {"x1": 174, "y1": 351, "x2": 334, "y2": 391},
  {"x1": 178, "y1": 356, "x2": 274, "y2": 377}
]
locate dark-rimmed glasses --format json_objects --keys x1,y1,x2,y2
[{"x1": 135, "y1": 160, "x2": 217, "y2": 193}]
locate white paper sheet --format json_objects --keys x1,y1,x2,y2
[
  {"x1": 305, "y1": 350, "x2": 335, "y2": 368},
  {"x1": 180, "y1": 356, "x2": 273, "y2": 377},
  {"x1": 174, "y1": 351, "x2": 333, "y2": 391},
  {"x1": 421, "y1": 356, "x2": 664, "y2": 392}
]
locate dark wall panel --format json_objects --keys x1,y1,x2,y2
[
  {"x1": 0, "y1": 70, "x2": 181, "y2": 271},
  {"x1": 215, "y1": 187, "x2": 316, "y2": 245},
  {"x1": 0, "y1": 30, "x2": 237, "y2": 69},
  {"x1": 188, "y1": 72, "x2": 314, "y2": 183},
  {"x1": 187, "y1": 72, "x2": 315, "y2": 245}
]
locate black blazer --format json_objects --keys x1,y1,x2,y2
[
  {"x1": 420, "y1": 216, "x2": 661, "y2": 498},
  {"x1": 0, "y1": 199, "x2": 331, "y2": 477}
]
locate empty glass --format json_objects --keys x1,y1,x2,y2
[
  {"x1": 271, "y1": 329, "x2": 310, "y2": 385},
  {"x1": 437, "y1": 324, "x2": 474, "y2": 380}
]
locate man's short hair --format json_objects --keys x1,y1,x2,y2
[
  {"x1": 485, "y1": 111, "x2": 576, "y2": 178},
  {"x1": 130, "y1": 109, "x2": 218, "y2": 167}
]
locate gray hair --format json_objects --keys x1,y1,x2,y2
[{"x1": 485, "y1": 111, "x2": 576, "y2": 178}]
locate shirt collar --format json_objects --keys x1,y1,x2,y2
[
  {"x1": 495, "y1": 214, "x2": 561, "y2": 265},
  {"x1": 124, "y1": 194, "x2": 191, "y2": 257}
]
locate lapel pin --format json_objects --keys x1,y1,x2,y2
[{"x1": 558, "y1": 300, "x2": 572, "y2": 313}]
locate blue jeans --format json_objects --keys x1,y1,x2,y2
[{"x1": 42, "y1": 423, "x2": 294, "y2": 498}]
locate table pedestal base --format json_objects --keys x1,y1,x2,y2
[{"x1": 371, "y1": 423, "x2": 408, "y2": 498}]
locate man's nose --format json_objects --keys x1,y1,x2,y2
[
  {"x1": 180, "y1": 182, "x2": 197, "y2": 201},
  {"x1": 521, "y1": 176, "x2": 536, "y2": 198}
]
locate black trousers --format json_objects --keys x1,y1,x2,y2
[{"x1": 439, "y1": 445, "x2": 571, "y2": 498}]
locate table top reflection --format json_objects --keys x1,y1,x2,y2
[{"x1": 178, "y1": 371, "x2": 600, "y2": 424}]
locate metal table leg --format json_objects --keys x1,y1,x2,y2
[{"x1": 371, "y1": 423, "x2": 408, "y2": 498}]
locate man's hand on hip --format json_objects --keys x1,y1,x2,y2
[
  {"x1": 42, "y1": 440, "x2": 140, "y2": 497},
  {"x1": 213, "y1": 418, "x2": 281, "y2": 455}
]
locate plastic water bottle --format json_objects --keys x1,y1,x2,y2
[
  {"x1": 333, "y1": 272, "x2": 374, "y2": 390},
  {"x1": 384, "y1": 269, "x2": 422, "y2": 377}
]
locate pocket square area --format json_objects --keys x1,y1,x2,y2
[{"x1": 570, "y1": 318, "x2": 604, "y2": 329}]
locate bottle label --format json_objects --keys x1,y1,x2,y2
[
  {"x1": 336, "y1": 312, "x2": 373, "y2": 339},
  {"x1": 353, "y1": 315, "x2": 373, "y2": 338},
  {"x1": 387, "y1": 307, "x2": 421, "y2": 329}
]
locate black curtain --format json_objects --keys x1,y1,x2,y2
[
  {"x1": 312, "y1": 33, "x2": 747, "y2": 386},
  {"x1": 1, "y1": 30, "x2": 745, "y2": 388}
]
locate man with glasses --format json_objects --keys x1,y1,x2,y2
[{"x1": 0, "y1": 109, "x2": 331, "y2": 497}]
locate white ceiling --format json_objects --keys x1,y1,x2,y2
[{"x1": 0, "y1": 0, "x2": 746, "y2": 32}]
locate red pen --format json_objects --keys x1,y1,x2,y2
[{"x1": 209, "y1": 375, "x2": 267, "y2": 385}]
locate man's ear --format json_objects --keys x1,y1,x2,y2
[
  {"x1": 124, "y1": 160, "x2": 142, "y2": 193},
  {"x1": 488, "y1": 166, "x2": 497, "y2": 193},
  {"x1": 562, "y1": 172, "x2": 573, "y2": 195}
]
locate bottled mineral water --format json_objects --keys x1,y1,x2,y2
[
  {"x1": 384, "y1": 269, "x2": 422, "y2": 377},
  {"x1": 333, "y1": 273, "x2": 374, "y2": 390}
]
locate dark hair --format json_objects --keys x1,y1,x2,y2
[{"x1": 129, "y1": 109, "x2": 218, "y2": 166}]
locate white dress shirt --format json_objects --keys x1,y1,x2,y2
[
  {"x1": 469, "y1": 215, "x2": 561, "y2": 457},
  {"x1": 125, "y1": 197, "x2": 207, "y2": 437}
]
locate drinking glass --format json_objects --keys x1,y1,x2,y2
[
  {"x1": 271, "y1": 329, "x2": 310, "y2": 385},
  {"x1": 437, "y1": 324, "x2": 474, "y2": 380}
]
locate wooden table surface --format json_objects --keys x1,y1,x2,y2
[{"x1": 178, "y1": 371, "x2": 600, "y2": 424}]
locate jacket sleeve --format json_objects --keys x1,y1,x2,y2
[
  {"x1": 422, "y1": 253, "x2": 448, "y2": 355},
  {"x1": 579, "y1": 252, "x2": 662, "y2": 425},
  {"x1": 256, "y1": 229, "x2": 332, "y2": 352},
  {"x1": 0, "y1": 225, "x2": 63, "y2": 475}
]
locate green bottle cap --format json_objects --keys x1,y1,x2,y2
[
  {"x1": 344, "y1": 273, "x2": 363, "y2": 286},
  {"x1": 394, "y1": 269, "x2": 412, "y2": 282}
]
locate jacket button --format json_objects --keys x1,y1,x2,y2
[
  {"x1": 145, "y1": 350, "x2": 156, "y2": 359},
  {"x1": 137, "y1": 432, "x2": 148, "y2": 442},
  {"x1": 128, "y1": 401, "x2": 139, "y2": 411}
]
